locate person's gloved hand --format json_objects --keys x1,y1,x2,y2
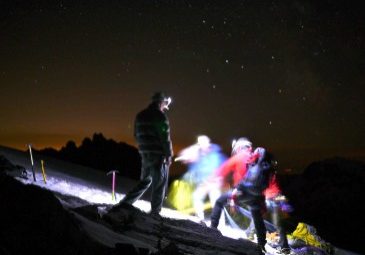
[
  {"x1": 229, "y1": 189, "x2": 241, "y2": 213},
  {"x1": 229, "y1": 198, "x2": 237, "y2": 213},
  {"x1": 166, "y1": 156, "x2": 172, "y2": 166}
]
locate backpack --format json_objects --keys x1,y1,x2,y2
[{"x1": 242, "y1": 148, "x2": 275, "y2": 195}]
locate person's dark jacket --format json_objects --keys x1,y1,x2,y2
[
  {"x1": 134, "y1": 102, "x2": 173, "y2": 158},
  {"x1": 238, "y1": 147, "x2": 274, "y2": 196}
]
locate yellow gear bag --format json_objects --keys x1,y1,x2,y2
[
  {"x1": 167, "y1": 179, "x2": 194, "y2": 212},
  {"x1": 288, "y1": 222, "x2": 332, "y2": 252}
]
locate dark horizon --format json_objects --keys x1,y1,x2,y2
[{"x1": 3, "y1": 132, "x2": 363, "y2": 176}]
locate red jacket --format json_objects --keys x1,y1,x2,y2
[
  {"x1": 215, "y1": 150, "x2": 258, "y2": 187},
  {"x1": 216, "y1": 150, "x2": 281, "y2": 199}
]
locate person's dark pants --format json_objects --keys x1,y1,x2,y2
[
  {"x1": 267, "y1": 199, "x2": 290, "y2": 249},
  {"x1": 250, "y1": 207, "x2": 266, "y2": 248},
  {"x1": 210, "y1": 189, "x2": 267, "y2": 248},
  {"x1": 277, "y1": 216, "x2": 291, "y2": 249},
  {"x1": 210, "y1": 191, "x2": 232, "y2": 228},
  {"x1": 119, "y1": 153, "x2": 168, "y2": 213}
]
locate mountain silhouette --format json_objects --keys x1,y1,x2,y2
[{"x1": 37, "y1": 133, "x2": 141, "y2": 180}]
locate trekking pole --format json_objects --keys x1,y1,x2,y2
[
  {"x1": 28, "y1": 144, "x2": 37, "y2": 181},
  {"x1": 41, "y1": 160, "x2": 47, "y2": 184},
  {"x1": 107, "y1": 170, "x2": 119, "y2": 201}
]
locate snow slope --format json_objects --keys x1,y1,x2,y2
[
  {"x1": 0, "y1": 145, "x2": 360, "y2": 255},
  {"x1": 0, "y1": 145, "x2": 260, "y2": 255}
]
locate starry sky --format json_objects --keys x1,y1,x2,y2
[{"x1": 1, "y1": 0, "x2": 364, "y2": 172}]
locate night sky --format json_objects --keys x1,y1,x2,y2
[{"x1": 1, "y1": 0, "x2": 364, "y2": 172}]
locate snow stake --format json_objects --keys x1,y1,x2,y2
[
  {"x1": 41, "y1": 160, "x2": 47, "y2": 184},
  {"x1": 107, "y1": 170, "x2": 119, "y2": 201},
  {"x1": 28, "y1": 144, "x2": 37, "y2": 181}
]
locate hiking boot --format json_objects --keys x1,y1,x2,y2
[
  {"x1": 110, "y1": 201, "x2": 132, "y2": 212},
  {"x1": 149, "y1": 211, "x2": 162, "y2": 220},
  {"x1": 258, "y1": 243, "x2": 266, "y2": 255},
  {"x1": 210, "y1": 220, "x2": 218, "y2": 229}
]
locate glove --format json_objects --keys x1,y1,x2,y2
[
  {"x1": 165, "y1": 156, "x2": 172, "y2": 166},
  {"x1": 229, "y1": 198, "x2": 237, "y2": 213},
  {"x1": 229, "y1": 189, "x2": 240, "y2": 213}
]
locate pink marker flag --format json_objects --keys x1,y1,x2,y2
[{"x1": 107, "y1": 170, "x2": 119, "y2": 201}]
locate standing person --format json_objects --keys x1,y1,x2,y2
[
  {"x1": 210, "y1": 147, "x2": 276, "y2": 253},
  {"x1": 175, "y1": 135, "x2": 227, "y2": 221},
  {"x1": 113, "y1": 92, "x2": 173, "y2": 217}
]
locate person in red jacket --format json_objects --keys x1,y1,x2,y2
[
  {"x1": 210, "y1": 147, "x2": 274, "y2": 253},
  {"x1": 214, "y1": 137, "x2": 257, "y2": 188},
  {"x1": 211, "y1": 140, "x2": 293, "y2": 254}
]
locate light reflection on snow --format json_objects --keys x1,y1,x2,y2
[{"x1": 16, "y1": 172, "x2": 248, "y2": 241}]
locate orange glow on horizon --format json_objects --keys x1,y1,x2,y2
[{"x1": 0, "y1": 133, "x2": 185, "y2": 155}]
